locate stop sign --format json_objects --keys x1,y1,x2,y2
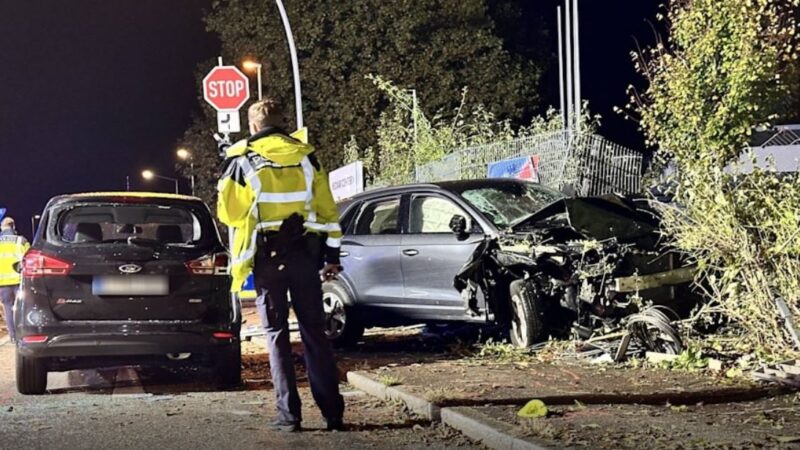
[{"x1": 203, "y1": 66, "x2": 250, "y2": 111}]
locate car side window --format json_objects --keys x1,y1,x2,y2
[
  {"x1": 354, "y1": 198, "x2": 401, "y2": 235},
  {"x1": 409, "y1": 196, "x2": 469, "y2": 234}
]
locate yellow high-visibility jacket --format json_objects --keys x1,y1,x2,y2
[
  {"x1": 217, "y1": 128, "x2": 342, "y2": 292},
  {"x1": 0, "y1": 230, "x2": 29, "y2": 287}
]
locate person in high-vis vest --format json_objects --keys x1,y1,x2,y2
[
  {"x1": 217, "y1": 98, "x2": 344, "y2": 432},
  {"x1": 0, "y1": 217, "x2": 29, "y2": 343}
]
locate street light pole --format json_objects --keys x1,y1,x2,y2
[
  {"x1": 243, "y1": 61, "x2": 263, "y2": 101},
  {"x1": 189, "y1": 161, "x2": 195, "y2": 196},
  {"x1": 176, "y1": 149, "x2": 195, "y2": 196},
  {"x1": 256, "y1": 65, "x2": 262, "y2": 101},
  {"x1": 408, "y1": 89, "x2": 418, "y2": 146},
  {"x1": 142, "y1": 170, "x2": 179, "y2": 195},
  {"x1": 275, "y1": 0, "x2": 303, "y2": 129},
  {"x1": 162, "y1": 176, "x2": 179, "y2": 195}
]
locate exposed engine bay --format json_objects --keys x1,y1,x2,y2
[{"x1": 454, "y1": 194, "x2": 698, "y2": 349}]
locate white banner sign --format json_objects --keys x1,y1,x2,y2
[
  {"x1": 217, "y1": 110, "x2": 241, "y2": 133},
  {"x1": 329, "y1": 161, "x2": 364, "y2": 202}
]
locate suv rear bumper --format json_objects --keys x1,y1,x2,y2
[{"x1": 16, "y1": 329, "x2": 237, "y2": 359}]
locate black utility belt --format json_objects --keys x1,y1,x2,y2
[{"x1": 256, "y1": 232, "x2": 322, "y2": 245}]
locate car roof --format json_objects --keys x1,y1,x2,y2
[
  {"x1": 344, "y1": 178, "x2": 540, "y2": 203},
  {"x1": 50, "y1": 191, "x2": 202, "y2": 203},
  {"x1": 47, "y1": 191, "x2": 205, "y2": 207}
]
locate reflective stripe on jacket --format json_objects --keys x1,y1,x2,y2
[
  {"x1": 217, "y1": 128, "x2": 342, "y2": 292},
  {"x1": 0, "y1": 231, "x2": 29, "y2": 287}
]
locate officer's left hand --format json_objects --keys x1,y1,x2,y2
[{"x1": 320, "y1": 264, "x2": 342, "y2": 282}]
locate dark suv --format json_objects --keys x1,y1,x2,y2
[{"x1": 15, "y1": 192, "x2": 240, "y2": 394}]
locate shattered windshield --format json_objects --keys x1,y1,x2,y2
[{"x1": 457, "y1": 183, "x2": 564, "y2": 229}]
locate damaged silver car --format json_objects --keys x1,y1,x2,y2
[{"x1": 328, "y1": 178, "x2": 696, "y2": 349}]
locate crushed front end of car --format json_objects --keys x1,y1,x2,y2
[{"x1": 455, "y1": 194, "x2": 698, "y2": 349}]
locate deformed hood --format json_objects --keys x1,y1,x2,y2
[{"x1": 511, "y1": 194, "x2": 660, "y2": 243}]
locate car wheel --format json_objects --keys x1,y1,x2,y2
[
  {"x1": 508, "y1": 279, "x2": 545, "y2": 348},
  {"x1": 16, "y1": 350, "x2": 47, "y2": 395},
  {"x1": 322, "y1": 281, "x2": 364, "y2": 348},
  {"x1": 215, "y1": 342, "x2": 242, "y2": 388}
]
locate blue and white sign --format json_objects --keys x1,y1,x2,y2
[
  {"x1": 0, "y1": 208, "x2": 6, "y2": 222},
  {"x1": 487, "y1": 155, "x2": 540, "y2": 182}
]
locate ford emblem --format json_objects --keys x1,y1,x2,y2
[{"x1": 119, "y1": 264, "x2": 142, "y2": 274}]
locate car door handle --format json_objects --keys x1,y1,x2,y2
[
  {"x1": 402, "y1": 249, "x2": 419, "y2": 257},
  {"x1": 340, "y1": 250, "x2": 350, "y2": 257}
]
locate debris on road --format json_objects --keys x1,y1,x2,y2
[
  {"x1": 752, "y1": 360, "x2": 800, "y2": 388},
  {"x1": 517, "y1": 400, "x2": 548, "y2": 419}
]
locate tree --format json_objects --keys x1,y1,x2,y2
[
  {"x1": 183, "y1": 0, "x2": 542, "y2": 170},
  {"x1": 633, "y1": 0, "x2": 800, "y2": 357}
]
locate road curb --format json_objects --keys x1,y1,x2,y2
[
  {"x1": 346, "y1": 371, "x2": 441, "y2": 421},
  {"x1": 348, "y1": 371, "x2": 551, "y2": 450},
  {"x1": 441, "y1": 407, "x2": 550, "y2": 450}
]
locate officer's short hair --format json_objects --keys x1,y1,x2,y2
[
  {"x1": 248, "y1": 98, "x2": 285, "y2": 130},
  {"x1": 1, "y1": 217, "x2": 14, "y2": 230}
]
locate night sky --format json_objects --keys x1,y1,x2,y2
[{"x1": 0, "y1": 1, "x2": 658, "y2": 237}]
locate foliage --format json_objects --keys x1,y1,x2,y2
[
  {"x1": 632, "y1": 0, "x2": 800, "y2": 358},
  {"x1": 469, "y1": 339, "x2": 536, "y2": 363},
  {"x1": 345, "y1": 75, "x2": 570, "y2": 187},
  {"x1": 376, "y1": 374, "x2": 403, "y2": 387},
  {"x1": 197, "y1": 0, "x2": 541, "y2": 169},
  {"x1": 657, "y1": 346, "x2": 709, "y2": 371}
]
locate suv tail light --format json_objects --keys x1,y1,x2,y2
[
  {"x1": 186, "y1": 253, "x2": 230, "y2": 276},
  {"x1": 22, "y1": 250, "x2": 73, "y2": 278}
]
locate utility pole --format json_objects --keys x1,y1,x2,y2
[
  {"x1": 557, "y1": 6, "x2": 566, "y2": 130},
  {"x1": 571, "y1": 0, "x2": 582, "y2": 134},
  {"x1": 565, "y1": 0, "x2": 574, "y2": 133},
  {"x1": 275, "y1": 0, "x2": 303, "y2": 129},
  {"x1": 410, "y1": 89, "x2": 418, "y2": 146}
]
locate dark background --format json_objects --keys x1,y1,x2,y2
[{"x1": 0, "y1": 0, "x2": 659, "y2": 237}]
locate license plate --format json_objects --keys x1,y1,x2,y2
[{"x1": 92, "y1": 275, "x2": 169, "y2": 296}]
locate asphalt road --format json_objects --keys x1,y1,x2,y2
[{"x1": 0, "y1": 336, "x2": 480, "y2": 450}]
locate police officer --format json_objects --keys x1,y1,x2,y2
[
  {"x1": 217, "y1": 99, "x2": 344, "y2": 432},
  {"x1": 0, "y1": 217, "x2": 29, "y2": 343}
]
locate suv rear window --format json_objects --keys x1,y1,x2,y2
[{"x1": 48, "y1": 203, "x2": 210, "y2": 248}]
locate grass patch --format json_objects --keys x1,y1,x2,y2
[
  {"x1": 423, "y1": 387, "x2": 451, "y2": 404},
  {"x1": 377, "y1": 374, "x2": 403, "y2": 387},
  {"x1": 472, "y1": 339, "x2": 535, "y2": 363}
]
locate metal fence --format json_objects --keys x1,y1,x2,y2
[{"x1": 413, "y1": 131, "x2": 644, "y2": 196}]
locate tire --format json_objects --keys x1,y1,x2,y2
[
  {"x1": 322, "y1": 281, "x2": 364, "y2": 348},
  {"x1": 16, "y1": 350, "x2": 47, "y2": 395},
  {"x1": 508, "y1": 279, "x2": 546, "y2": 348},
  {"x1": 215, "y1": 342, "x2": 242, "y2": 388}
]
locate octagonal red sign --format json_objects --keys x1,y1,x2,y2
[{"x1": 203, "y1": 66, "x2": 250, "y2": 111}]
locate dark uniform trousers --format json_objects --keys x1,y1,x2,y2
[{"x1": 254, "y1": 234, "x2": 344, "y2": 424}]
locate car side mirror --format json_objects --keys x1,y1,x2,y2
[
  {"x1": 12, "y1": 262, "x2": 21, "y2": 274},
  {"x1": 449, "y1": 215, "x2": 469, "y2": 241}
]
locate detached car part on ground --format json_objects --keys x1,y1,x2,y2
[{"x1": 454, "y1": 194, "x2": 698, "y2": 350}]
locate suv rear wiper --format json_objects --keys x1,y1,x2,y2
[{"x1": 126, "y1": 236, "x2": 164, "y2": 250}]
